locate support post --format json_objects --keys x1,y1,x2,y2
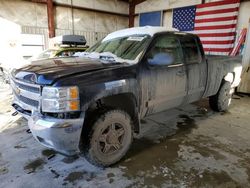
[
  {"x1": 129, "y1": 3, "x2": 135, "y2": 27},
  {"x1": 128, "y1": 0, "x2": 146, "y2": 28},
  {"x1": 47, "y1": 0, "x2": 55, "y2": 38}
]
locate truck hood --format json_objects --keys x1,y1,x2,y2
[{"x1": 12, "y1": 57, "x2": 126, "y2": 85}]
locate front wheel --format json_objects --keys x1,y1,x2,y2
[
  {"x1": 209, "y1": 81, "x2": 234, "y2": 112},
  {"x1": 84, "y1": 109, "x2": 133, "y2": 167}
]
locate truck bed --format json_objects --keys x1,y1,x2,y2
[
  {"x1": 203, "y1": 55, "x2": 242, "y2": 98},
  {"x1": 206, "y1": 55, "x2": 242, "y2": 63}
]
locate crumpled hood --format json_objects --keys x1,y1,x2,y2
[{"x1": 12, "y1": 57, "x2": 124, "y2": 85}]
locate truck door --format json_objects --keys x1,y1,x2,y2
[
  {"x1": 179, "y1": 35, "x2": 207, "y2": 104},
  {"x1": 139, "y1": 33, "x2": 188, "y2": 117}
]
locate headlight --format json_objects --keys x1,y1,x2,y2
[{"x1": 42, "y1": 86, "x2": 80, "y2": 112}]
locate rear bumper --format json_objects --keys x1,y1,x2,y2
[{"x1": 13, "y1": 104, "x2": 85, "y2": 156}]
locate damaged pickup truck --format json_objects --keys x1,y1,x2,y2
[{"x1": 11, "y1": 26, "x2": 242, "y2": 167}]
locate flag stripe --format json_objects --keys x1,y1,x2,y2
[
  {"x1": 195, "y1": 16, "x2": 238, "y2": 23},
  {"x1": 197, "y1": 0, "x2": 240, "y2": 9},
  {"x1": 197, "y1": 32, "x2": 235, "y2": 37},
  {"x1": 203, "y1": 48, "x2": 233, "y2": 52},
  {"x1": 196, "y1": 7, "x2": 239, "y2": 16},
  {"x1": 196, "y1": 3, "x2": 239, "y2": 13},
  {"x1": 200, "y1": 36, "x2": 235, "y2": 42},
  {"x1": 203, "y1": 44, "x2": 234, "y2": 49},
  {"x1": 195, "y1": 19, "x2": 237, "y2": 27},
  {"x1": 201, "y1": 40, "x2": 235, "y2": 45},
  {"x1": 192, "y1": 28, "x2": 236, "y2": 34},
  {"x1": 194, "y1": 24, "x2": 237, "y2": 30},
  {"x1": 207, "y1": 52, "x2": 229, "y2": 55},
  {"x1": 196, "y1": 12, "x2": 238, "y2": 20}
]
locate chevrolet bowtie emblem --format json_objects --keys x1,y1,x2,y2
[{"x1": 15, "y1": 86, "x2": 21, "y2": 95}]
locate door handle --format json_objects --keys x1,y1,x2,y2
[{"x1": 176, "y1": 71, "x2": 185, "y2": 76}]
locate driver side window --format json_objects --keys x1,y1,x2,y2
[{"x1": 148, "y1": 35, "x2": 182, "y2": 66}]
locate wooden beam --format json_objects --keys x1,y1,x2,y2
[
  {"x1": 26, "y1": 0, "x2": 128, "y2": 17},
  {"x1": 30, "y1": 0, "x2": 47, "y2": 3},
  {"x1": 55, "y1": 2, "x2": 128, "y2": 17},
  {"x1": 132, "y1": 0, "x2": 147, "y2": 5},
  {"x1": 129, "y1": 0, "x2": 146, "y2": 27},
  {"x1": 129, "y1": 3, "x2": 135, "y2": 27},
  {"x1": 47, "y1": 0, "x2": 55, "y2": 38}
]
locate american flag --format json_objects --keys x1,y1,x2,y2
[{"x1": 173, "y1": 0, "x2": 240, "y2": 55}]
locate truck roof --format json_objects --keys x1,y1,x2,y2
[{"x1": 102, "y1": 26, "x2": 183, "y2": 42}]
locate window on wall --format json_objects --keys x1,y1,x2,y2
[
  {"x1": 139, "y1": 11, "x2": 162, "y2": 26},
  {"x1": 180, "y1": 36, "x2": 201, "y2": 64},
  {"x1": 148, "y1": 35, "x2": 182, "y2": 66}
]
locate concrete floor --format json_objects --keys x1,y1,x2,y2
[{"x1": 0, "y1": 83, "x2": 250, "y2": 188}]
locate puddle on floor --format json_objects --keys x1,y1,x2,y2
[
  {"x1": 0, "y1": 167, "x2": 8, "y2": 175},
  {"x1": 14, "y1": 145, "x2": 27, "y2": 149},
  {"x1": 63, "y1": 171, "x2": 96, "y2": 185},
  {"x1": 117, "y1": 108, "x2": 250, "y2": 187},
  {"x1": 190, "y1": 169, "x2": 240, "y2": 188},
  {"x1": 176, "y1": 114, "x2": 197, "y2": 132},
  {"x1": 41, "y1": 149, "x2": 57, "y2": 157},
  {"x1": 119, "y1": 114, "x2": 199, "y2": 185},
  {"x1": 61, "y1": 156, "x2": 79, "y2": 164},
  {"x1": 23, "y1": 158, "x2": 46, "y2": 174}
]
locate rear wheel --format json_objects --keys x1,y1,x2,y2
[
  {"x1": 83, "y1": 109, "x2": 133, "y2": 167},
  {"x1": 209, "y1": 81, "x2": 234, "y2": 112}
]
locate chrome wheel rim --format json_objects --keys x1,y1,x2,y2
[{"x1": 98, "y1": 123, "x2": 125, "y2": 155}]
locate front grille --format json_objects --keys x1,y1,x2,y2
[
  {"x1": 13, "y1": 80, "x2": 40, "y2": 93},
  {"x1": 11, "y1": 77, "x2": 41, "y2": 111},
  {"x1": 16, "y1": 94, "x2": 39, "y2": 108}
]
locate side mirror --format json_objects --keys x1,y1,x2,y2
[{"x1": 148, "y1": 53, "x2": 174, "y2": 66}]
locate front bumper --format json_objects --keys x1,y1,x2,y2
[
  {"x1": 14, "y1": 104, "x2": 85, "y2": 156},
  {"x1": 29, "y1": 113, "x2": 85, "y2": 156}
]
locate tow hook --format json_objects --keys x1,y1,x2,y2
[
  {"x1": 12, "y1": 111, "x2": 18, "y2": 116},
  {"x1": 26, "y1": 129, "x2": 31, "y2": 134}
]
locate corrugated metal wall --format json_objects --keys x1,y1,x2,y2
[
  {"x1": 21, "y1": 26, "x2": 109, "y2": 48},
  {"x1": 55, "y1": 29, "x2": 108, "y2": 46},
  {"x1": 1, "y1": 0, "x2": 128, "y2": 49}
]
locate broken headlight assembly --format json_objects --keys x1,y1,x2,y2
[{"x1": 41, "y1": 86, "x2": 80, "y2": 112}]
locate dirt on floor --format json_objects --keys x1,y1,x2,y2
[{"x1": 0, "y1": 82, "x2": 250, "y2": 188}]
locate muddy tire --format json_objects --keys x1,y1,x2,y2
[
  {"x1": 209, "y1": 81, "x2": 233, "y2": 112},
  {"x1": 84, "y1": 109, "x2": 133, "y2": 167}
]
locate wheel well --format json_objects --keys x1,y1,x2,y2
[
  {"x1": 223, "y1": 72, "x2": 235, "y2": 84},
  {"x1": 84, "y1": 93, "x2": 140, "y2": 134}
]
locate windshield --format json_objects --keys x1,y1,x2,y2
[{"x1": 84, "y1": 35, "x2": 151, "y2": 63}]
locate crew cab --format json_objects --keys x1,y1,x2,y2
[{"x1": 10, "y1": 26, "x2": 242, "y2": 167}]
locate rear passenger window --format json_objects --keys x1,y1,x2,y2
[
  {"x1": 180, "y1": 36, "x2": 201, "y2": 64},
  {"x1": 147, "y1": 35, "x2": 182, "y2": 66}
]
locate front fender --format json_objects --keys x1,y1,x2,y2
[{"x1": 80, "y1": 78, "x2": 139, "y2": 111}]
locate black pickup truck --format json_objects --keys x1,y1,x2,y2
[{"x1": 11, "y1": 27, "x2": 242, "y2": 167}]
